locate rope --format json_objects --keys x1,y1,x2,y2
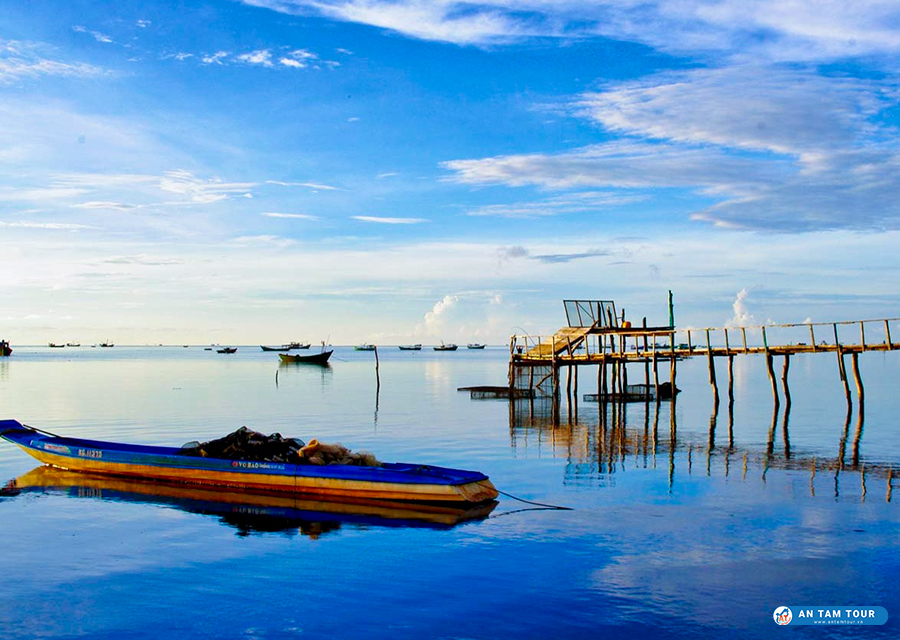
[{"x1": 496, "y1": 489, "x2": 572, "y2": 510}]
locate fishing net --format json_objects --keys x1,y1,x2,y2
[{"x1": 178, "y1": 427, "x2": 380, "y2": 466}]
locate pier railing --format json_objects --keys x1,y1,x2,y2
[{"x1": 511, "y1": 317, "x2": 900, "y2": 360}]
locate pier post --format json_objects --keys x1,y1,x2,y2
[
  {"x1": 885, "y1": 320, "x2": 893, "y2": 349},
  {"x1": 837, "y1": 345, "x2": 852, "y2": 406},
  {"x1": 851, "y1": 352, "x2": 865, "y2": 404},
  {"x1": 706, "y1": 329, "x2": 719, "y2": 407},
  {"x1": 727, "y1": 354, "x2": 735, "y2": 407},
  {"x1": 781, "y1": 354, "x2": 791, "y2": 410},
  {"x1": 765, "y1": 352, "x2": 780, "y2": 408}
]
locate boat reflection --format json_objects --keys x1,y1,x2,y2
[{"x1": 3, "y1": 466, "x2": 497, "y2": 538}]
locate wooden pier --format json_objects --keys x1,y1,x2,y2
[{"x1": 509, "y1": 299, "x2": 899, "y2": 407}]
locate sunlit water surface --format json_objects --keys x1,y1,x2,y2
[{"x1": 1, "y1": 346, "x2": 899, "y2": 638}]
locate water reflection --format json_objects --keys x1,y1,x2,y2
[
  {"x1": 3, "y1": 466, "x2": 496, "y2": 537},
  {"x1": 507, "y1": 396, "x2": 890, "y2": 498}
]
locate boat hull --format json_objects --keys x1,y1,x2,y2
[
  {"x1": 279, "y1": 350, "x2": 333, "y2": 364},
  {"x1": 0, "y1": 421, "x2": 497, "y2": 503}
]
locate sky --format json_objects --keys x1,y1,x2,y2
[{"x1": 2, "y1": 0, "x2": 900, "y2": 344}]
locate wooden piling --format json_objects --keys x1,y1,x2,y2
[
  {"x1": 706, "y1": 329, "x2": 719, "y2": 406},
  {"x1": 781, "y1": 354, "x2": 791, "y2": 410},
  {"x1": 765, "y1": 352, "x2": 780, "y2": 408},
  {"x1": 851, "y1": 352, "x2": 865, "y2": 404},
  {"x1": 727, "y1": 354, "x2": 735, "y2": 407},
  {"x1": 374, "y1": 345, "x2": 381, "y2": 392},
  {"x1": 837, "y1": 345, "x2": 852, "y2": 406},
  {"x1": 888, "y1": 468, "x2": 893, "y2": 503},
  {"x1": 885, "y1": 320, "x2": 893, "y2": 349}
]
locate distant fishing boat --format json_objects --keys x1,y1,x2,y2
[
  {"x1": 217, "y1": 347, "x2": 237, "y2": 354},
  {"x1": 0, "y1": 340, "x2": 11, "y2": 357},
  {"x1": 66, "y1": 343, "x2": 80, "y2": 347},
  {"x1": 0, "y1": 421, "x2": 499, "y2": 504},
  {"x1": 279, "y1": 349, "x2": 333, "y2": 365},
  {"x1": 289, "y1": 342, "x2": 311, "y2": 350},
  {"x1": 398, "y1": 344, "x2": 422, "y2": 351},
  {"x1": 260, "y1": 345, "x2": 291, "y2": 352},
  {"x1": 434, "y1": 343, "x2": 458, "y2": 351},
  {"x1": 100, "y1": 341, "x2": 114, "y2": 348},
  {"x1": 355, "y1": 344, "x2": 376, "y2": 351},
  {"x1": 204, "y1": 347, "x2": 213, "y2": 351},
  {"x1": 466, "y1": 344, "x2": 486, "y2": 349}
]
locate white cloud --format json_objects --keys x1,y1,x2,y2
[
  {"x1": 261, "y1": 212, "x2": 319, "y2": 220},
  {"x1": 279, "y1": 57, "x2": 306, "y2": 68},
  {"x1": 158, "y1": 170, "x2": 257, "y2": 204},
  {"x1": 467, "y1": 191, "x2": 646, "y2": 218},
  {"x1": 266, "y1": 180, "x2": 343, "y2": 191},
  {"x1": 726, "y1": 288, "x2": 756, "y2": 327},
  {"x1": 71, "y1": 201, "x2": 137, "y2": 211},
  {"x1": 237, "y1": 50, "x2": 274, "y2": 67},
  {"x1": 72, "y1": 26, "x2": 113, "y2": 44},
  {"x1": 444, "y1": 65, "x2": 900, "y2": 231},
  {"x1": 352, "y1": 215, "x2": 428, "y2": 224},
  {"x1": 238, "y1": 0, "x2": 900, "y2": 58},
  {"x1": 0, "y1": 221, "x2": 95, "y2": 230},
  {"x1": 0, "y1": 40, "x2": 107, "y2": 83},
  {"x1": 136, "y1": 20, "x2": 152, "y2": 29},
  {"x1": 202, "y1": 51, "x2": 229, "y2": 65}
]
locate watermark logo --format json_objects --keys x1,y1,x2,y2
[
  {"x1": 773, "y1": 606, "x2": 888, "y2": 625},
  {"x1": 774, "y1": 607, "x2": 793, "y2": 625}
]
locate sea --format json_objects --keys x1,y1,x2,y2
[{"x1": 1, "y1": 345, "x2": 898, "y2": 639}]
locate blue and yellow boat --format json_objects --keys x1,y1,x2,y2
[{"x1": 0, "y1": 420, "x2": 498, "y2": 504}]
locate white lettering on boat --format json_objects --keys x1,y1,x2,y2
[
  {"x1": 42, "y1": 443, "x2": 71, "y2": 454},
  {"x1": 77, "y1": 448, "x2": 103, "y2": 459},
  {"x1": 231, "y1": 460, "x2": 285, "y2": 470}
]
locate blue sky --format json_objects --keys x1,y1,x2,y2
[{"x1": 2, "y1": 0, "x2": 900, "y2": 344}]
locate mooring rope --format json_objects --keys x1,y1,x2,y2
[{"x1": 496, "y1": 489, "x2": 572, "y2": 510}]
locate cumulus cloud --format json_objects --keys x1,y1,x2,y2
[
  {"x1": 726, "y1": 288, "x2": 756, "y2": 327},
  {"x1": 420, "y1": 294, "x2": 459, "y2": 335},
  {"x1": 237, "y1": 50, "x2": 274, "y2": 66}
]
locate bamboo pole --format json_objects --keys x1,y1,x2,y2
[
  {"x1": 886, "y1": 320, "x2": 892, "y2": 349},
  {"x1": 374, "y1": 345, "x2": 381, "y2": 393},
  {"x1": 860, "y1": 321, "x2": 866, "y2": 350},
  {"x1": 727, "y1": 354, "x2": 735, "y2": 407},
  {"x1": 741, "y1": 327, "x2": 748, "y2": 353},
  {"x1": 837, "y1": 345, "x2": 852, "y2": 405},
  {"x1": 809, "y1": 324, "x2": 817, "y2": 352}
]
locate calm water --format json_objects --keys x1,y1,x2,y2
[{"x1": 1, "y1": 345, "x2": 899, "y2": 638}]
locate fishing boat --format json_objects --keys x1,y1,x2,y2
[
  {"x1": 217, "y1": 347, "x2": 237, "y2": 354},
  {"x1": 100, "y1": 341, "x2": 114, "y2": 347},
  {"x1": 49, "y1": 343, "x2": 64, "y2": 348},
  {"x1": 434, "y1": 343, "x2": 458, "y2": 351},
  {"x1": 288, "y1": 342, "x2": 311, "y2": 350},
  {"x1": 6, "y1": 466, "x2": 497, "y2": 533},
  {"x1": 66, "y1": 342, "x2": 81, "y2": 347},
  {"x1": 0, "y1": 421, "x2": 498, "y2": 504},
  {"x1": 467, "y1": 344, "x2": 486, "y2": 349},
  {"x1": 260, "y1": 345, "x2": 291, "y2": 352},
  {"x1": 279, "y1": 349, "x2": 333, "y2": 365},
  {"x1": 354, "y1": 344, "x2": 376, "y2": 351},
  {"x1": 0, "y1": 340, "x2": 11, "y2": 357},
  {"x1": 398, "y1": 344, "x2": 422, "y2": 351}
]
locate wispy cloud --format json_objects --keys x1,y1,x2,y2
[
  {"x1": 0, "y1": 40, "x2": 107, "y2": 83},
  {"x1": 261, "y1": 212, "x2": 319, "y2": 220},
  {"x1": 266, "y1": 180, "x2": 342, "y2": 191},
  {"x1": 466, "y1": 191, "x2": 646, "y2": 218},
  {"x1": 98, "y1": 255, "x2": 184, "y2": 266},
  {"x1": 136, "y1": 20, "x2": 152, "y2": 29},
  {"x1": 445, "y1": 65, "x2": 900, "y2": 232},
  {"x1": 71, "y1": 201, "x2": 138, "y2": 211},
  {"x1": 352, "y1": 215, "x2": 428, "y2": 224},
  {"x1": 238, "y1": 0, "x2": 900, "y2": 58},
  {"x1": 0, "y1": 221, "x2": 95, "y2": 230},
  {"x1": 72, "y1": 26, "x2": 114, "y2": 44}
]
